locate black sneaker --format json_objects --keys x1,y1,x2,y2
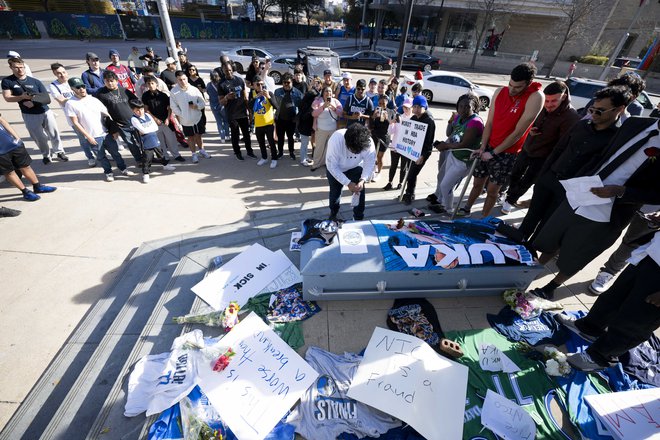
[
  {"x1": 42, "y1": 156, "x2": 53, "y2": 165},
  {"x1": 289, "y1": 153, "x2": 296, "y2": 160},
  {"x1": 402, "y1": 193, "x2": 414, "y2": 205},
  {"x1": 382, "y1": 182, "x2": 393, "y2": 191},
  {"x1": 396, "y1": 183, "x2": 402, "y2": 190},
  {"x1": 0, "y1": 206, "x2": 21, "y2": 217},
  {"x1": 246, "y1": 152, "x2": 257, "y2": 159},
  {"x1": 276, "y1": 153, "x2": 284, "y2": 160},
  {"x1": 429, "y1": 204, "x2": 447, "y2": 214},
  {"x1": 425, "y1": 193, "x2": 439, "y2": 203},
  {"x1": 56, "y1": 152, "x2": 69, "y2": 162},
  {"x1": 174, "y1": 155, "x2": 186, "y2": 162},
  {"x1": 236, "y1": 154, "x2": 244, "y2": 161}
]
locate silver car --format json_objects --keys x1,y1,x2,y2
[
  {"x1": 269, "y1": 55, "x2": 296, "y2": 84},
  {"x1": 222, "y1": 46, "x2": 275, "y2": 74}
]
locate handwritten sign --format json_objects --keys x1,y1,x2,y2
[
  {"x1": 347, "y1": 327, "x2": 468, "y2": 440},
  {"x1": 392, "y1": 119, "x2": 428, "y2": 161},
  {"x1": 479, "y1": 344, "x2": 520, "y2": 373},
  {"x1": 481, "y1": 389, "x2": 536, "y2": 440},
  {"x1": 585, "y1": 388, "x2": 660, "y2": 440},
  {"x1": 198, "y1": 312, "x2": 318, "y2": 440},
  {"x1": 191, "y1": 243, "x2": 293, "y2": 311}
]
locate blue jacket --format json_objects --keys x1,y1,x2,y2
[
  {"x1": 82, "y1": 68, "x2": 105, "y2": 95},
  {"x1": 273, "y1": 87, "x2": 303, "y2": 120}
]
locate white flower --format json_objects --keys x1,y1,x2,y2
[
  {"x1": 544, "y1": 346, "x2": 559, "y2": 356},
  {"x1": 545, "y1": 359, "x2": 561, "y2": 376},
  {"x1": 554, "y1": 351, "x2": 567, "y2": 362},
  {"x1": 559, "y1": 362, "x2": 572, "y2": 376}
]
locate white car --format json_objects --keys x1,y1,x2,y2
[
  {"x1": 222, "y1": 46, "x2": 275, "y2": 74},
  {"x1": 566, "y1": 77, "x2": 655, "y2": 116},
  {"x1": 405, "y1": 70, "x2": 493, "y2": 110}
]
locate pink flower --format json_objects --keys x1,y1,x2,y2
[{"x1": 212, "y1": 349, "x2": 235, "y2": 372}]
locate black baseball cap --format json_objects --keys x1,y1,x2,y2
[{"x1": 323, "y1": 69, "x2": 332, "y2": 76}]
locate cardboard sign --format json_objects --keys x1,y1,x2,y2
[
  {"x1": 481, "y1": 389, "x2": 536, "y2": 440},
  {"x1": 585, "y1": 388, "x2": 660, "y2": 440},
  {"x1": 392, "y1": 119, "x2": 428, "y2": 161},
  {"x1": 191, "y1": 244, "x2": 293, "y2": 311},
  {"x1": 479, "y1": 344, "x2": 520, "y2": 373},
  {"x1": 198, "y1": 312, "x2": 318, "y2": 440},
  {"x1": 347, "y1": 327, "x2": 468, "y2": 440}
]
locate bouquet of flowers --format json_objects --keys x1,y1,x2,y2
[
  {"x1": 503, "y1": 289, "x2": 541, "y2": 320},
  {"x1": 543, "y1": 346, "x2": 571, "y2": 377}
]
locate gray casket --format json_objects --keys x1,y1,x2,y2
[{"x1": 300, "y1": 219, "x2": 544, "y2": 300}]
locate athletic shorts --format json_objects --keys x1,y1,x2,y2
[
  {"x1": 473, "y1": 151, "x2": 517, "y2": 186},
  {"x1": 182, "y1": 112, "x2": 207, "y2": 136},
  {"x1": 0, "y1": 144, "x2": 31, "y2": 175}
]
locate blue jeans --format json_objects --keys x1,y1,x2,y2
[
  {"x1": 96, "y1": 134, "x2": 126, "y2": 174},
  {"x1": 117, "y1": 125, "x2": 142, "y2": 163},
  {"x1": 211, "y1": 105, "x2": 230, "y2": 139},
  {"x1": 74, "y1": 129, "x2": 98, "y2": 160},
  {"x1": 327, "y1": 166, "x2": 365, "y2": 220}
]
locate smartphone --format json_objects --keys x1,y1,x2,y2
[
  {"x1": 326, "y1": 97, "x2": 331, "y2": 103},
  {"x1": 188, "y1": 101, "x2": 193, "y2": 105}
]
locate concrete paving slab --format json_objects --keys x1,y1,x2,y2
[{"x1": 327, "y1": 309, "x2": 389, "y2": 353}]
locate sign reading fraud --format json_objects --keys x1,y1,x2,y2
[
  {"x1": 392, "y1": 119, "x2": 427, "y2": 161},
  {"x1": 373, "y1": 219, "x2": 536, "y2": 271}
]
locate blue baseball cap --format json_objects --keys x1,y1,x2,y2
[
  {"x1": 412, "y1": 95, "x2": 428, "y2": 109},
  {"x1": 109, "y1": 49, "x2": 119, "y2": 58}
]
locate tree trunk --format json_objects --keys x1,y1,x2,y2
[
  {"x1": 545, "y1": 27, "x2": 571, "y2": 78},
  {"x1": 470, "y1": 21, "x2": 488, "y2": 69}
]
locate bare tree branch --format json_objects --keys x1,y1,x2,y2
[{"x1": 466, "y1": 0, "x2": 520, "y2": 68}]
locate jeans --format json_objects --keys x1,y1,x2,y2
[
  {"x1": 328, "y1": 166, "x2": 365, "y2": 220},
  {"x1": 434, "y1": 154, "x2": 469, "y2": 210},
  {"x1": 96, "y1": 134, "x2": 126, "y2": 174},
  {"x1": 117, "y1": 124, "x2": 143, "y2": 164},
  {"x1": 229, "y1": 117, "x2": 253, "y2": 156},
  {"x1": 211, "y1": 105, "x2": 230, "y2": 139},
  {"x1": 518, "y1": 171, "x2": 565, "y2": 241},
  {"x1": 74, "y1": 129, "x2": 97, "y2": 160},
  {"x1": 255, "y1": 125, "x2": 277, "y2": 159},
  {"x1": 276, "y1": 119, "x2": 296, "y2": 157},
  {"x1": 300, "y1": 134, "x2": 311, "y2": 161}
]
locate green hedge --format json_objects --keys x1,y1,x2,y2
[{"x1": 578, "y1": 55, "x2": 609, "y2": 65}]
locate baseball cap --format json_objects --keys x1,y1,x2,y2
[
  {"x1": 341, "y1": 72, "x2": 352, "y2": 79},
  {"x1": 68, "y1": 77, "x2": 85, "y2": 88},
  {"x1": 7, "y1": 50, "x2": 20, "y2": 58},
  {"x1": 412, "y1": 95, "x2": 428, "y2": 109},
  {"x1": 402, "y1": 97, "x2": 413, "y2": 108},
  {"x1": 146, "y1": 46, "x2": 154, "y2": 51},
  {"x1": 109, "y1": 49, "x2": 119, "y2": 57},
  {"x1": 177, "y1": 51, "x2": 186, "y2": 56},
  {"x1": 86, "y1": 52, "x2": 99, "y2": 60},
  {"x1": 323, "y1": 69, "x2": 332, "y2": 76},
  {"x1": 369, "y1": 77, "x2": 377, "y2": 84},
  {"x1": 165, "y1": 57, "x2": 176, "y2": 64}
]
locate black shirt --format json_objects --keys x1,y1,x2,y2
[
  {"x1": 219, "y1": 76, "x2": 248, "y2": 121},
  {"x1": 141, "y1": 90, "x2": 170, "y2": 122},
  {"x1": 94, "y1": 86, "x2": 137, "y2": 126},
  {"x1": 160, "y1": 70, "x2": 177, "y2": 90},
  {"x1": 294, "y1": 80, "x2": 308, "y2": 95},
  {"x1": 1, "y1": 75, "x2": 49, "y2": 114},
  {"x1": 189, "y1": 77, "x2": 206, "y2": 95}
]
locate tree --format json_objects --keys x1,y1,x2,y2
[
  {"x1": 466, "y1": 0, "x2": 517, "y2": 68},
  {"x1": 250, "y1": 0, "x2": 278, "y2": 22},
  {"x1": 545, "y1": 0, "x2": 605, "y2": 78}
]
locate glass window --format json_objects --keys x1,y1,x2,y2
[
  {"x1": 443, "y1": 13, "x2": 477, "y2": 50},
  {"x1": 429, "y1": 76, "x2": 454, "y2": 85},
  {"x1": 454, "y1": 77, "x2": 470, "y2": 88},
  {"x1": 637, "y1": 92, "x2": 652, "y2": 109}
]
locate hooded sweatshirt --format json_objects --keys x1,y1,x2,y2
[
  {"x1": 522, "y1": 91, "x2": 580, "y2": 158},
  {"x1": 170, "y1": 84, "x2": 205, "y2": 126}
]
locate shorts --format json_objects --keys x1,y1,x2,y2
[
  {"x1": 182, "y1": 112, "x2": 207, "y2": 136},
  {"x1": 373, "y1": 135, "x2": 389, "y2": 153},
  {"x1": 473, "y1": 151, "x2": 517, "y2": 186},
  {"x1": 0, "y1": 144, "x2": 32, "y2": 175}
]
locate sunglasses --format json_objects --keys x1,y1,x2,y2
[
  {"x1": 356, "y1": 87, "x2": 365, "y2": 90},
  {"x1": 74, "y1": 85, "x2": 85, "y2": 89},
  {"x1": 588, "y1": 106, "x2": 618, "y2": 116}
]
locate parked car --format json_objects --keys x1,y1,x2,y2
[
  {"x1": 339, "y1": 50, "x2": 392, "y2": 71},
  {"x1": 269, "y1": 55, "x2": 296, "y2": 84},
  {"x1": 401, "y1": 51, "x2": 441, "y2": 71},
  {"x1": 405, "y1": 70, "x2": 493, "y2": 110},
  {"x1": 222, "y1": 47, "x2": 275, "y2": 74},
  {"x1": 296, "y1": 46, "x2": 342, "y2": 81},
  {"x1": 566, "y1": 77, "x2": 655, "y2": 116}
]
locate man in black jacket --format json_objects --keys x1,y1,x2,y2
[{"x1": 402, "y1": 95, "x2": 436, "y2": 205}]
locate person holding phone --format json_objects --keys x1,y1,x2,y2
[
  {"x1": 219, "y1": 63, "x2": 254, "y2": 161},
  {"x1": 170, "y1": 71, "x2": 208, "y2": 163},
  {"x1": 249, "y1": 76, "x2": 278, "y2": 168},
  {"x1": 311, "y1": 86, "x2": 343, "y2": 171}
]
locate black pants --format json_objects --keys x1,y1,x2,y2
[
  {"x1": 404, "y1": 153, "x2": 430, "y2": 196},
  {"x1": 577, "y1": 257, "x2": 660, "y2": 365},
  {"x1": 389, "y1": 151, "x2": 410, "y2": 184},
  {"x1": 518, "y1": 171, "x2": 565, "y2": 241},
  {"x1": 505, "y1": 151, "x2": 547, "y2": 204},
  {"x1": 229, "y1": 117, "x2": 253, "y2": 156},
  {"x1": 276, "y1": 119, "x2": 296, "y2": 157},
  {"x1": 328, "y1": 166, "x2": 365, "y2": 220},
  {"x1": 255, "y1": 125, "x2": 277, "y2": 159},
  {"x1": 142, "y1": 148, "x2": 167, "y2": 175}
]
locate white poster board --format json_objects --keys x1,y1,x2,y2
[
  {"x1": 191, "y1": 244, "x2": 293, "y2": 311},
  {"x1": 347, "y1": 327, "x2": 468, "y2": 440},
  {"x1": 585, "y1": 388, "x2": 660, "y2": 440},
  {"x1": 479, "y1": 344, "x2": 520, "y2": 373},
  {"x1": 481, "y1": 389, "x2": 536, "y2": 440},
  {"x1": 392, "y1": 119, "x2": 428, "y2": 161},
  {"x1": 198, "y1": 312, "x2": 318, "y2": 440}
]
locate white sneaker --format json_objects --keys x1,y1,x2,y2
[
  {"x1": 257, "y1": 158, "x2": 268, "y2": 166},
  {"x1": 105, "y1": 173, "x2": 114, "y2": 182},
  {"x1": 371, "y1": 172, "x2": 380, "y2": 182},
  {"x1": 198, "y1": 149, "x2": 211, "y2": 159},
  {"x1": 300, "y1": 159, "x2": 311, "y2": 167},
  {"x1": 142, "y1": 174, "x2": 150, "y2": 183},
  {"x1": 220, "y1": 136, "x2": 226, "y2": 142},
  {"x1": 589, "y1": 271, "x2": 615, "y2": 295},
  {"x1": 192, "y1": 153, "x2": 199, "y2": 164},
  {"x1": 120, "y1": 169, "x2": 133, "y2": 176},
  {"x1": 87, "y1": 159, "x2": 96, "y2": 167},
  {"x1": 501, "y1": 201, "x2": 513, "y2": 214},
  {"x1": 162, "y1": 164, "x2": 176, "y2": 171},
  {"x1": 270, "y1": 160, "x2": 278, "y2": 169}
]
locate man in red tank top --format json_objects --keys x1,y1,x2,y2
[{"x1": 459, "y1": 63, "x2": 544, "y2": 218}]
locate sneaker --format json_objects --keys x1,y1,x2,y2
[
  {"x1": 56, "y1": 152, "x2": 69, "y2": 162},
  {"x1": 33, "y1": 184, "x2": 57, "y2": 194},
  {"x1": 382, "y1": 182, "x2": 393, "y2": 191},
  {"x1": 401, "y1": 193, "x2": 414, "y2": 205},
  {"x1": 22, "y1": 189, "x2": 40, "y2": 201},
  {"x1": 174, "y1": 155, "x2": 186, "y2": 162},
  {"x1": 289, "y1": 152, "x2": 296, "y2": 160},
  {"x1": 567, "y1": 352, "x2": 606, "y2": 372},
  {"x1": 589, "y1": 271, "x2": 615, "y2": 295},
  {"x1": 329, "y1": 213, "x2": 344, "y2": 223},
  {"x1": 0, "y1": 206, "x2": 21, "y2": 217},
  {"x1": 455, "y1": 207, "x2": 471, "y2": 217},
  {"x1": 270, "y1": 160, "x2": 278, "y2": 169},
  {"x1": 257, "y1": 158, "x2": 268, "y2": 166},
  {"x1": 87, "y1": 158, "x2": 96, "y2": 167},
  {"x1": 501, "y1": 201, "x2": 514, "y2": 214},
  {"x1": 426, "y1": 194, "x2": 439, "y2": 203},
  {"x1": 162, "y1": 164, "x2": 176, "y2": 171},
  {"x1": 42, "y1": 156, "x2": 52, "y2": 165},
  {"x1": 220, "y1": 136, "x2": 226, "y2": 142},
  {"x1": 192, "y1": 153, "x2": 200, "y2": 163},
  {"x1": 554, "y1": 314, "x2": 598, "y2": 343},
  {"x1": 235, "y1": 154, "x2": 244, "y2": 161},
  {"x1": 429, "y1": 204, "x2": 447, "y2": 214},
  {"x1": 300, "y1": 159, "x2": 311, "y2": 167},
  {"x1": 105, "y1": 173, "x2": 115, "y2": 182},
  {"x1": 120, "y1": 168, "x2": 134, "y2": 176},
  {"x1": 198, "y1": 149, "x2": 211, "y2": 159},
  {"x1": 142, "y1": 174, "x2": 150, "y2": 183},
  {"x1": 396, "y1": 183, "x2": 402, "y2": 190},
  {"x1": 247, "y1": 153, "x2": 258, "y2": 159}
]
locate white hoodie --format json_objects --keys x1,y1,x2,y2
[{"x1": 170, "y1": 84, "x2": 205, "y2": 126}]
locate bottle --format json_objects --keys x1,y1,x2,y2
[{"x1": 351, "y1": 192, "x2": 360, "y2": 207}]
